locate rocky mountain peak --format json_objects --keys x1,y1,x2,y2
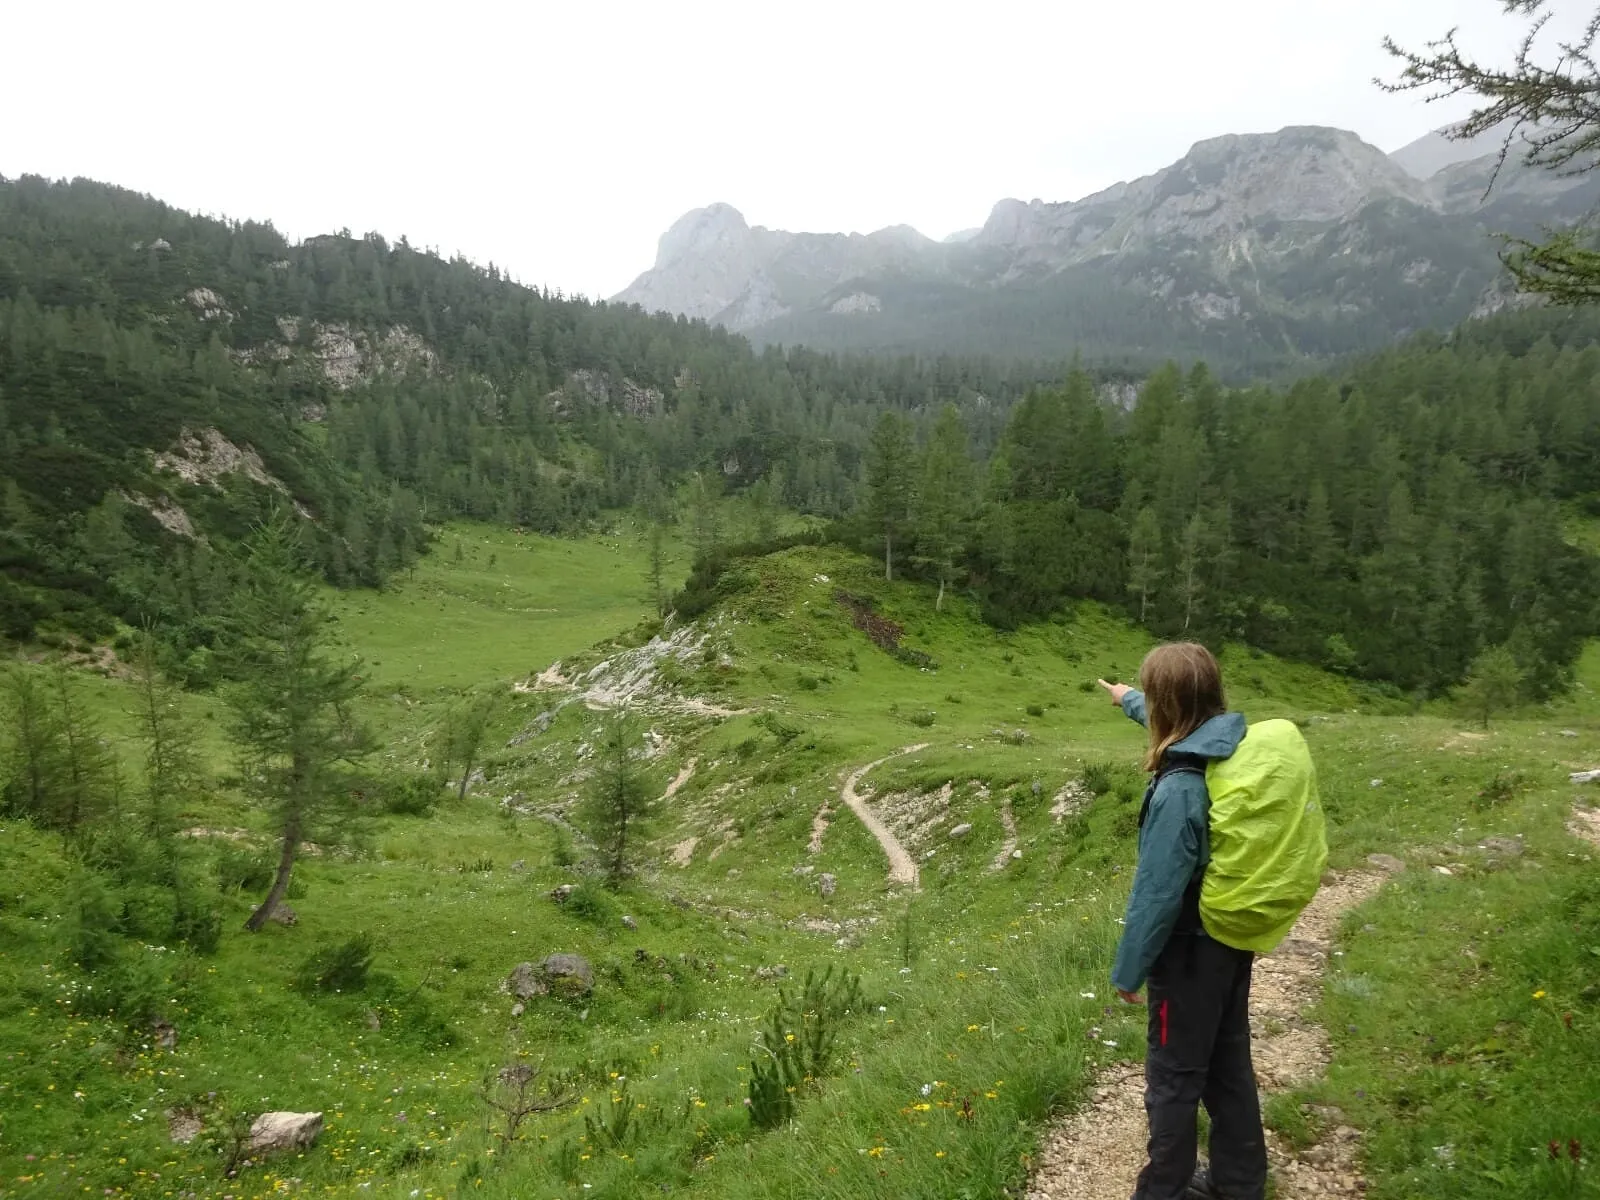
[{"x1": 655, "y1": 203, "x2": 752, "y2": 268}]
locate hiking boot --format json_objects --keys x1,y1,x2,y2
[{"x1": 1185, "y1": 1166, "x2": 1225, "y2": 1199}]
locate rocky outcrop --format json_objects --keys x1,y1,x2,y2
[
  {"x1": 154, "y1": 428, "x2": 288, "y2": 493},
  {"x1": 614, "y1": 203, "x2": 943, "y2": 332}
]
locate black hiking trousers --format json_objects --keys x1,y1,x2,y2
[{"x1": 1132, "y1": 932, "x2": 1267, "y2": 1200}]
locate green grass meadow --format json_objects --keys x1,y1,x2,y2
[{"x1": 2, "y1": 527, "x2": 1597, "y2": 1198}]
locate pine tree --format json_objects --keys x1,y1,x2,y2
[
  {"x1": 224, "y1": 517, "x2": 369, "y2": 931},
  {"x1": 687, "y1": 471, "x2": 723, "y2": 562},
  {"x1": 913, "y1": 405, "x2": 975, "y2": 610},
  {"x1": 438, "y1": 689, "x2": 500, "y2": 802},
  {"x1": 864, "y1": 412, "x2": 915, "y2": 581},
  {"x1": 2, "y1": 668, "x2": 65, "y2": 826},
  {"x1": 1457, "y1": 644, "x2": 1524, "y2": 729},
  {"x1": 49, "y1": 662, "x2": 119, "y2": 841},
  {"x1": 646, "y1": 520, "x2": 669, "y2": 616},
  {"x1": 583, "y1": 716, "x2": 652, "y2": 885},
  {"x1": 1384, "y1": 5, "x2": 1600, "y2": 302},
  {"x1": 132, "y1": 631, "x2": 206, "y2": 850},
  {"x1": 1126, "y1": 507, "x2": 1165, "y2": 626}
]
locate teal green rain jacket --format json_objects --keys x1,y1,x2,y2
[{"x1": 1109, "y1": 690, "x2": 1247, "y2": 994}]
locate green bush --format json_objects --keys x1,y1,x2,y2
[
  {"x1": 563, "y1": 883, "x2": 616, "y2": 925},
  {"x1": 293, "y1": 933, "x2": 376, "y2": 994},
  {"x1": 747, "y1": 966, "x2": 865, "y2": 1129},
  {"x1": 1081, "y1": 761, "x2": 1119, "y2": 796},
  {"x1": 384, "y1": 774, "x2": 443, "y2": 817},
  {"x1": 216, "y1": 846, "x2": 273, "y2": 894}
]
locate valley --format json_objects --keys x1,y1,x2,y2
[
  {"x1": 7, "y1": 26, "x2": 1600, "y2": 1192},
  {"x1": 3, "y1": 526, "x2": 1597, "y2": 1198}
]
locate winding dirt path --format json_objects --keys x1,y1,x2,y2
[
  {"x1": 1026, "y1": 871, "x2": 1382, "y2": 1200},
  {"x1": 839, "y1": 746, "x2": 927, "y2": 888},
  {"x1": 659, "y1": 758, "x2": 698, "y2": 804},
  {"x1": 990, "y1": 797, "x2": 1019, "y2": 871},
  {"x1": 808, "y1": 802, "x2": 832, "y2": 855},
  {"x1": 1569, "y1": 801, "x2": 1600, "y2": 848}
]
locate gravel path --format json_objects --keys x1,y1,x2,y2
[
  {"x1": 839, "y1": 745, "x2": 928, "y2": 888},
  {"x1": 1026, "y1": 871, "x2": 1382, "y2": 1200}
]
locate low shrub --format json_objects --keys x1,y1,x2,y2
[{"x1": 293, "y1": 932, "x2": 376, "y2": 994}]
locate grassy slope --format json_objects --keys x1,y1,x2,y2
[{"x1": 2, "y1": 532, "x2": 1596, "y2": 1199}]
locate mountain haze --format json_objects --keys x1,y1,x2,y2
[{"x1": 616, "y1": 124, "x2": 1599, "y2": 368}]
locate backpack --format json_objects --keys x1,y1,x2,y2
[{"x1": 1198, "y1": 719, "x2": 1327, "y2": 953}]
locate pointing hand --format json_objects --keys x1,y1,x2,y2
[{"x1": 1097, "y1": 679, "x2": 1131, "y2": 707}]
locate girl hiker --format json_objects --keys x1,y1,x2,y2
[{"x1": 1099, "y1": 643, "x2": 1326, "y2": 1200}]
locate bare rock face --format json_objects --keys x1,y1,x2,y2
[{"x1": 249, "y1": 1111, "x2": 323, "y2": 1155}]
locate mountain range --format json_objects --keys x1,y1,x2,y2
[{"x1": 615, "y1": 122, "x2": 1599, "y2": 369}]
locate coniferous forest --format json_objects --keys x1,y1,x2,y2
[{"x1": 1, "y1": 174, "x2": 1598, "y2": 696}]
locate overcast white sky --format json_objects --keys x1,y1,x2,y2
[{"x1": 1, "y1": 1, "x2": 1572, "y2": 299}]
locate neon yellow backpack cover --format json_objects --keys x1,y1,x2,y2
[{"x1": 1200, "y1": 719, "x2": 1328, "y2": 953}]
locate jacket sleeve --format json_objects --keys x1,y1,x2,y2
[
  {"x1": 1120, "y1": 689, "x2": 1149, "y2": 728},
  {"x1": 1111, "y1": 772, "x2": 1205, "y2": 994}
]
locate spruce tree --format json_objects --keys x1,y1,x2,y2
[
  {"x1": 132, "y1": 631, "x2": 206, "y2": 850},
  {"x1": 864, "y1": 412, "x2": 915, "y2": 581},
  {"x1": 913, "y1": 405, "x2": 975, "y2": 610},
  {"x1": 1457, "y1": 644, "x2": 1524, "y2": 729},
  {"x1": 224, "y1": 517, "x2": 369, "y2": 931},
  {"x1": 438, "y1": 688, "x2": 500, "y2": 803},
  {"x1": 583, "y1": 716, "x2": 652, "y2": 885},
  {"x1": 1126, "y1": 507, "x2": 1165, "y2": 626}
]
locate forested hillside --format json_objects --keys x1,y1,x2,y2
[
  {"x1": 3, "y1": 174, "x2": 1599, "y2": 695},
  {"x1": 909, "y1": 313, "x2": 1600, "y2": 695},
  {"x1": 0, "y1": 176, "x2": 1069, "y2": 664}
]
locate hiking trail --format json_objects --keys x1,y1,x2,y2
[
  {"x1": 839, "y1": 746, "x2": 928, "y2": 888},
  {"x1": 658, "y1": 758, "x2": 697, "y2": 804},
  {"x1": 1026, "y1": 871, "x2": 1382, "y2": 1200},
  {"x1": 990, "y1": 796, "x2": 1020, "y2": 871}
]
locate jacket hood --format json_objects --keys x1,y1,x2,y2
[{"x1": 1170, "y1": 711, "x2": 1248, "y2": 761}]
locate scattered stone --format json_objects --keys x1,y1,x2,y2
[
  {"x1": 166, "y1": 1107, "x2": 203, "y2": 1144},
  {"x1": 948, "y1": 823, "x2": 974, "y2": 840},
  {"x1": 268, "y1": 901, "x2": 297, "y2": 926},
  {"x1": 754, "y1": 965, "x2": 789, "y2": 981},
  {"x1": 248, "y1": 1111, "x2": 323, "y2": 1155},
  {"x1": 819, "y1": 872, "x2": 837, "y2": 898},
  {"x1": 792, "y1": 864, "x2": 815, "y2": 876},
  {"x1": 507, "y1": 962, "x2": 544, "y2": 1000},
  {"x1": 1011, "y1": 849, "x2": 1023, "y2": 860},
  {"x1": 1571, "y1": 769, "x2": 1600, "y2": 785},
  {"x1": 622, "y1": 915, "x2": 638, "y2": 930},
  {"x1": 550, "y1": 884, "x2": 576, "y2": 904},
  {"x1": 152, "y1": 1020, "x2": 177, "y2": 1051},
  {"x1": 1366, "y1": 853, "x2": 1406, "y2": 874},
  {"x1": 364, "y1": 1009, "x2": 381, "y2": 1030},
  {"x1": 1560, "y1": 730, "x2": 1580, "y2": 739},
  {"x1": 1433, "y1": 865, "x2": 1454, "y2": 876},
  {"x1": 510, "y1": 1002, "x2": 525, "y2": 1018},
  {"x1": 510, "y1": 859, "x2": 526, "y2": 873},
  {"x1": 1479, "y1": 835, "x2": 1524, "y2": 858},
  {"x1": 1321, "y1": 869, "x2": 1339, "y2": 886},
  {"x1": 538, "y1": 953, "x2": 594, "y2": 997},
  {"x1": 1368, "y1": 779, "x2": 1384, "y2": 789}
]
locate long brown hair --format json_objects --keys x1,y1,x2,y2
[{"x1": 1138, "y1": 642, "x2": 1227, "y2": 772}]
